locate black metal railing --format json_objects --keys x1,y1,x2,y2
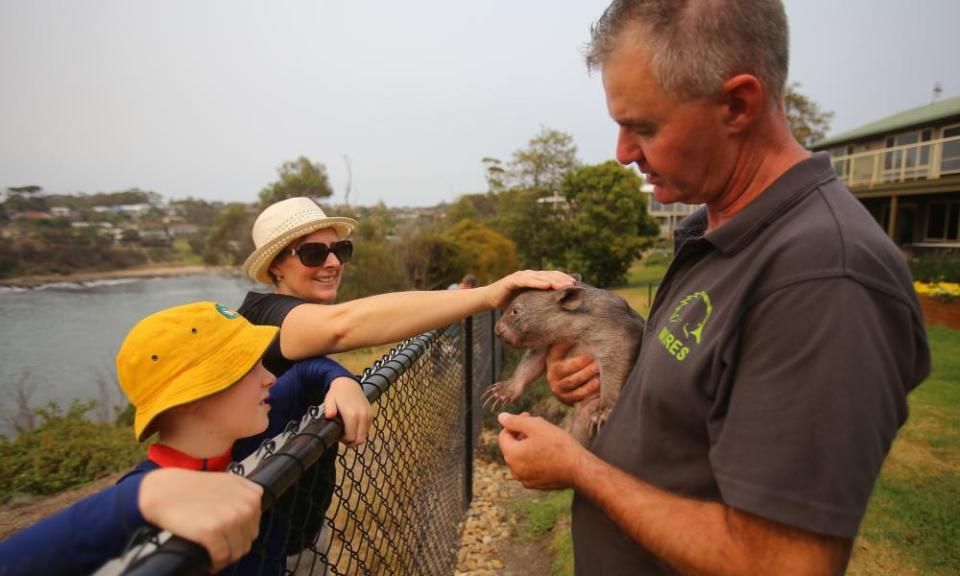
[{"x1": 100, "y1": 311, "x2": 500, "y2": 576}]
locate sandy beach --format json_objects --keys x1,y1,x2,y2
[{"x1": 0, "y1": 263, "x2": 240, "y2": 288}]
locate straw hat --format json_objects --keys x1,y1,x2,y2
[
  {"x1": 242, "y1": 197, "x2": 358, "y2": 284},
  {"x1": 116, "y1": 301, "x2": 278, "y2": 441}
]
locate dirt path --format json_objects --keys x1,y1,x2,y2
[
  {"x1": 456, "y1": 432, "x2": 557, "y2": 576},
  {"x1": 0, "y1": 472, "x2": 124, "y2": 539}
]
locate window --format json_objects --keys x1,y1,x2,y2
[
  {"x1": 926, "y1": 201, "x2": 960, "y2": 241},
  {"x1": 884, "y1": 129, "x2": 933, "y2": 179},
  {"x1": 941, "y1": 124, "x2": 960, "y2": 174}
]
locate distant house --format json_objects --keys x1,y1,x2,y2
[
  {"x1": 50, "y1": 206, "x2": 72, "y2": 218},
  {"x1": 139, "y1": 229, "x2": 171, "y2": 245},
  {"x1": 13, "y1": 210, "x2": 52, "y2": 220},
  {"x1": 117, "y1": 203, "x2": 153, "y2": 216},
  {"x1": 810, "y1": 95, "x2": 960, "y2": 252},
  {"x1": 641, "y1": 184, "x2": 699, "y2": 240},
  {"x1": 167, "y1": 223, "x2": 200, "y2": 237}
]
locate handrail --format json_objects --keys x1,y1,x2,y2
[{"x1": 827, "y1": 134, "x2": 960, "y2": 188}]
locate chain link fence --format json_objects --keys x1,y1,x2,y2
[{"x1": 101, "y1": 311, "x2": 500, "y2": 576}]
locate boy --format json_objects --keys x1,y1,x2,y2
[{"x1": 0, "y1": 301, "x2": 361, "y2": 575}]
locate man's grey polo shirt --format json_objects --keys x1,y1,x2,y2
[{"x1": 572, "y1": 153, "x2": 931, "y2": 575}]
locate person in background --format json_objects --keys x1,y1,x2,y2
[
  {"x1": 497, "y1": 1, "x2": 930, "y2": 574},
  {"x1": 448, "y1": 273, "x2": 478, "y2": 290}
]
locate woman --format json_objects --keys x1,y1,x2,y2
[
  {"x1": 237, "y1": 197, "x2": 574, "y2": 444},
  {"x1": 234, "y1": 197, "x2": 572, "y2": 557}
]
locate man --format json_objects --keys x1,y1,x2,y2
[
  {"x1": 448, "y1": 273, "x2": 479, "y2": 290},
  {"x1": 497, "y1": 1, "x2": 930, "y2": 574}
]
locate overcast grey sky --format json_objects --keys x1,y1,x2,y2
[{"x1": 1, "y1": 0, "x2": 956, "y2": 207}]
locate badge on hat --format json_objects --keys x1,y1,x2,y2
[{"x1": 215, "y1": 303, "x2": 239, "y2": 319}]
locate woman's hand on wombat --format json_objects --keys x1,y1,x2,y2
[
  {"x1": 483, "y1": 270, "x2": 577, "y2": 309},
  {"x1": 497, "y1": 411, "x2": 590, "y2": 490},
  {"x1": 546, "y1": 343, "x2": 601, "y2": 406}
]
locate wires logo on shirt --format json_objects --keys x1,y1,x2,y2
[{"x1": 657, "y1": 291, "x2": 713, "y2": 362}]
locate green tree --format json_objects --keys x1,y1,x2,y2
[
  {"x1": 561, "y1": 161, "x2": 659, "y2": 287},
  {"x1": 446, "y1": 192, "x2": 499, "y2": 226},
  {"x1": 785, "y1": 83, "x2": 834, "y2": 148},
  {"x1": 507, "y1": 127, "x2": 579, "y2": 195},
  {"x1": 481, "y1": 157, "x2": 507, "y2": 193},
  {"x1": 336, "y1": 241, "x2": 410, "y2": 301},
  {"x1": 203, "y1": 204, "x2": 255, "y2": 266},
  {"x1": 5, "y1": 187, "x2": 48, "y2": 213},
  {"x1": 488, "y1": 127, "x2": 580, "y2": 269},
  {"x1": 169, "y1": 198, "x2": 220, "y2": 227},
  {"x1": 441, "y1": 219, "x2": 517, "y2": 285},
  {"x1": 350, "y1": 202, "x2": 395, "y2": 243},
  {"x1": 492, "y1": 187, "x2": 564, "y2": 269},
  {"x1": 7, "y1": 185, "x2": 42, "y2": 195},
  {"x1": 259, "y1": 156, "x2": 333, "y2": 208},
  {"x1": 403, "y1": 228, "x2": 462, "y2": 290}
]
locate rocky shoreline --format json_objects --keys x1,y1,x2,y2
[{"x1": 0, "y1": 264, "x2": 241, "y2": 289}]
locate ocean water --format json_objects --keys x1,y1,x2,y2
[{"x1": 0, "y1": 273, "x2": 262, "y2": 435}]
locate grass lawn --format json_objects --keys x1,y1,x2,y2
[
  {"x1": 330, "y1": 344, "x2": 397, "y2": 375},
  {"x1": 848, "y1": 324, "x2": 960, "y2": 575}
]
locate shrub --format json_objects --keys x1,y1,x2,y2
[
  {"x1": 910, "y1": 253, "x2": 960, "y2": 283},
  {"x1": 0, "y1": 400, "x2": 145, "y2": 503}
]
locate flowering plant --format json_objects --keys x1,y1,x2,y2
[{"x1": 914, "y1": 281, "x2": 960, "y2": 303}]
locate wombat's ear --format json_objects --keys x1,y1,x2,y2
[
  {"x1": 556, "y1": 285, "x2": 586, "y2": 311},
  {"x1": 570, "y1": 273, "x2": 583, "y2": 284}
]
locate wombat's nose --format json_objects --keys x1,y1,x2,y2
[{"x1": 495, "y1": 324, "x2": 505, "y2": 337}]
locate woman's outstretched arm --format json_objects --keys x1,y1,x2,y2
[{"x1": 279, "y1": 270, "x2": 575, "y2": 358}]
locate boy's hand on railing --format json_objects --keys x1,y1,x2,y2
[
  {"x1": 546, "y1": 343, "x2": 601, "y2": 406},
  {"x1": 484, "y1": 270, "x2": 577, "y2": 309},
  {"x1": 325, "y1": 376, "x2": 372, "y2": 447},
  {"x1": 138, "y1": 468, "x2": 263, "y2": 572}
]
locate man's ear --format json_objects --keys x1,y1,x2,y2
[
  {"x1": 719, "y1": 74, "x2": 765, "y2": 133},
  {"x1": 556, "y1": 285, "x2": 586, "y2": 311}
]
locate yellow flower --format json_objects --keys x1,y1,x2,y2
[{"x1": 914, "y1": 281, "x2": 960, "y2": 302}]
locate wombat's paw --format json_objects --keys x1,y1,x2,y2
[
  {"x1": 482, "y1": 381, "x2": 520, "y2": 409},
  {"x1": 590, "y1": 406, "x2": 612, "y2": 436}
]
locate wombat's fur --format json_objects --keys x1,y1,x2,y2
[{"x1": 485, "y1": 280, "x2": 644, "y2": 446}]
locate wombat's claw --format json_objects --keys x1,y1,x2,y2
[
  {"x1": 481, "y1": 383, "x2": 514, "y2": 410},
  {"x1": 589, "y1": 407, "x2": 611, "y2": 436}
]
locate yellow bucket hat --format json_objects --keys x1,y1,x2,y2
[{"x1": 116, "y1": 301, "x2": 278, "y2": 441}]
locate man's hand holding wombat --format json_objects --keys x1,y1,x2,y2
[{"x1": 546, "y1": 343, "x2": 601, "y2": 406}]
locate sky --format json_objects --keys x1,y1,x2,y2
[{"x1": 0, "y1": 0, "x2": 957, "y2": 208}]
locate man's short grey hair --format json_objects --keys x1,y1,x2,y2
[{"x1": 586, "y1": 0, "x2": 789, "y2": 104}]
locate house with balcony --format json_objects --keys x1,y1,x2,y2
[
  {"x1": 641, "y1": 183, "x2": 700, "y2": 240},
  {"x1": 810, "y1": 94, "x2": 960, "y2": 253}
]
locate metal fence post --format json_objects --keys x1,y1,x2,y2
[
  {"x1": 464, "y1": 315, "x2": 474, "y2": 508},
  {"x1": 490, "y1": 310, "x2": 498, "y2": 385}
]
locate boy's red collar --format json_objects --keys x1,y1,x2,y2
[{"x1": 148, "y1": 443, "x2": 233, "y2": 472}]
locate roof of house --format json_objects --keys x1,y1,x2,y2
[{"x1": 811, "y1": 94, "x2": 960, "y2": 149}]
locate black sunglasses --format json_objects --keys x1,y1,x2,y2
[{"x1": 288, "y1": 240, "x2": 354, "y2": 266}]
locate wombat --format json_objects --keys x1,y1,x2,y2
[{"x1": 484, "y1": 279, "x2": 644, "y2": 446}]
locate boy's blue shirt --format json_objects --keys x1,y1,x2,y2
[{"x1": 0, "y1": 356, "x2": 353, "y2": 576}]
